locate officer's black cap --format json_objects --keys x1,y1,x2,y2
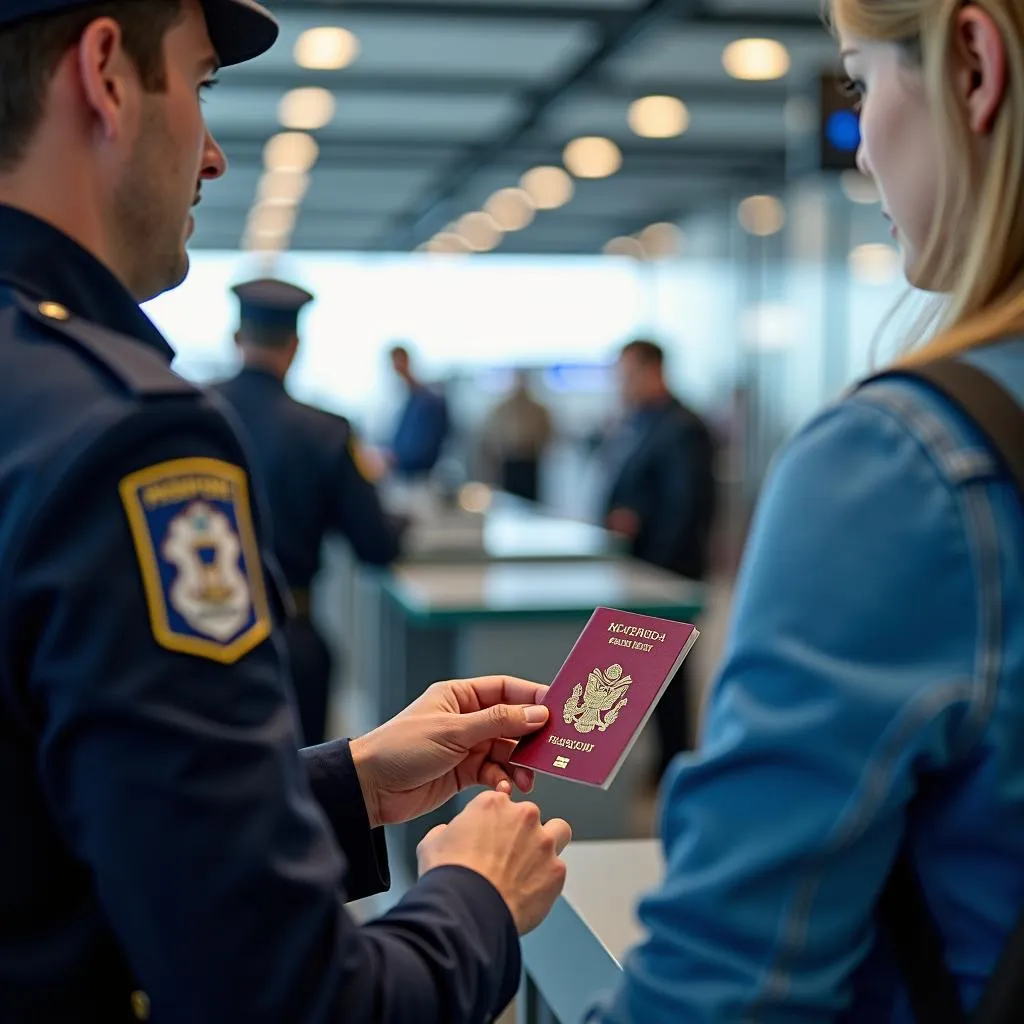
[
  {"x1": 232, "y1": 278, "x2": 314, "y2": 331},
  {"x1": 0, "y1": 0, "x2": 279, "y2": 68}
]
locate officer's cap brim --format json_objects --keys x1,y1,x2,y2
[{"x1": 201, "y1": 0, "x2": 278, "y2": 68}]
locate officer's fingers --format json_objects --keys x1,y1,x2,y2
[
  {"x1": 542, "y1": 818, "x2": 573, "y2": 855},
  {"x1": 417, "y1": 824, "x2": 447, "y2": 850},
  {"x1": 479, "y1": 761, "x2": 511, "y2": 792},
  {"x1": 457, "y1": 703, "x2": 549, "y2": 748},
  {"x1": 453, "y1": 676, "x2": 550, "y2": 712}
]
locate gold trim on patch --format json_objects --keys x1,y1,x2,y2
[{"x1": 119, "y1": 457, "x2": 271, "y2": 664}]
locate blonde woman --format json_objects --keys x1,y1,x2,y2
[{"x1": 590, "y1": 1, "x2": 1024, "y2": 1021}]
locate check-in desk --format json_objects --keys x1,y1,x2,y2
[
  {"x1": 519, "y1": 839, "x2": 662, "y2": 1024},
  {"x1": 372, "y1": 560, "x2": 703, "y2": 875},
  {"x1": 335, "y1": 499, "x2": 629, "y2": 731}
]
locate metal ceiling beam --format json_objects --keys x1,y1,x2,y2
[
  {"x1": 214, "y1": 132, "x2": 786, "y2": 172},
  {"x1": 377, "y1": 0, "x2": 708, "y2": 249},
  {"x1": 221, "y1": 67, "x2": 790, "y2": 104}
]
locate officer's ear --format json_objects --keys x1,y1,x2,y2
[
  {"x1": 74, "y1": 17, "x2": 139, "y2": 143},
  {"x1": 233, "y1": 330, "x2": 242, "y2": 349}
]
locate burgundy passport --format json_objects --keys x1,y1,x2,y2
[{"x1": 509, "y1": 607, "x2": 699, "y2": 789}]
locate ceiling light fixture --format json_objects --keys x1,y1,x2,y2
[
  {"x1": 294, "y1": 27, "x2": 359, "y2": 70},
  {"x1": 628, "y1": 95, "x2": 689, "y2": 139},
  {"x1": 638, "y1": 222, "x2": 682, "y2": 258},
  {"x1": 457, "y1": 211, "x2": 503, "y2": 252},
  {"x1": 431, "y1": 232, "x2": 473, "y2": 254},
  {"x1": 603, "y1": 236, "x2": 645, "y2": 259},
  {"x1": 263, "y1": 132, "x2": 319, "y2": 173},
  {"x1": 257, "y1": 170, "x2": 310, "y2": 205},
  {"x1": 563, "y1": 136, "x2": 622, "y2": 179},
  {"x1": 723, "y1": 38, "x2": 791, "y2": 81},
  {"x1": 519, "y1": 166, "x2": 574, "y2": 209},
  {"x1": 484, "y1": 188, "x2": 535, "y2": 231},
  {"x1": 278, "y1": 87, "x2": 336, "y2": 130},
  {"x1": 738, "y1": 194, "x2": 786, "y2": 236},
  {"x1": 840, "y1": 170, "x2": 880, "y2": 205}
]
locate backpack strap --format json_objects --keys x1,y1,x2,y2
[
  {"x1": 860, "y1": 356, "x2": 1024, "y2": 1024},
  {"x1": 863, "y1": 357, "x2": 1024, "y2": 499}
]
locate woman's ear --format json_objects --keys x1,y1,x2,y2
[{"x1": 952, "y1": 5, "x2": 1008, "y2": 136}]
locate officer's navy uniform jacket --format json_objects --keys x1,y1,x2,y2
[
  {"x1": 0, "y1": 204, "x2": 519, "y2": 1023},
  {"x1": 212, "y1": 368, "x2": 400, "y2": 744},
  {"x1": 602, "y1": 395, "x2": 716, "y2": 582}
]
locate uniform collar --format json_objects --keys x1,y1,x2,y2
[
  {"x1": 0, "y1": 203, "x2": 175, "y2": 362},
  {"x1": 630, "y1": 393, "x2": 677, "y2": 426},
  {"x1": 239, "y1": 365, "x2": 286, "y2": 386}
]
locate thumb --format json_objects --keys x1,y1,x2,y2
[{"x1": 459, "y1": 703, "x2": 549, "y2": 746}]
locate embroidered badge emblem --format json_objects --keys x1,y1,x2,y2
[{"x1": 119, "y1": 458, "x2": 271, "y2": 663}]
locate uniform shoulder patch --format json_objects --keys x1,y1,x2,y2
[{"x1": 118, "y1": 458, "x2": 271, "y2": 664}]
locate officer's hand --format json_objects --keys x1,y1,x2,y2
[
  {"x1": 417, "y1": 790, "x2": 571, "y2": 935},
  {"x1": 350, "y1": 676, "x2": 549, "y2": 828}
]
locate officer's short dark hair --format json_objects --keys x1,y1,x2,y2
[
  {"x1": 389, "y1": 345, "x2": 410, "y2": 361},
  {"x1": 621, "y1": 339, "x2": 665, "y2": 369},
  {"x1": 240, "y1": 321, "x2": 295, "y2": 349},
  {"x1": 0, "y1": 0, "x2": 183, "y2": 171}
]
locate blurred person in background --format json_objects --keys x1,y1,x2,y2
[
  {"x1": 213, "y1": 278, "x2": 402, "y2": 744},
  {"x1": 599, "y1": 338, "x2": 716, "y2": 779},
  {"x1": 386, "y1": 343, "x2": 450, "y2": 479},
  {"x1": 591, "y1": 0, "x2": 1024, "y2": 1021},
  {"x1": 0, "y1": 0, "x2": 572, "y2": 1019},
  {"x1": 478, "y1": 368, "x2": 554, "y2": 502}
]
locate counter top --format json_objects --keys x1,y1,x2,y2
[
  {"x1": 521, "y1": 839, "x2": 663, "y2": 1022},
  {"x1": 400, "y1": 504, "x2": 627, "y2": 563},
  {"x1": 382, "y1": 559, "x2": 705, "y2": 623}
]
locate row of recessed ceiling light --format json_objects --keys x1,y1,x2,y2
[
  {"x1": 241, "y1": 28, "x2": 356, "y2": 251},
  {"x1": 242, "y1": 32, "x2": 795, "y2": 252},
  {"x1": 599, "y1": 195, "x2": 786, "y2": 258},
  {"x1": 418, "y1": 38, "x2": 796, "y2": 255}
]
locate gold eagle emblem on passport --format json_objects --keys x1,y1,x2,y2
[{"x1": 563, "y1": 663, "x2": 632, "y2": 734}]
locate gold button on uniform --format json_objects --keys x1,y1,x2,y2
[
  {"x1": 130, "y1": 990, "x2": 151, "y2": 1020},
  {"x1": 37, "y1": 301, "x2": 70, "y2": 321}
]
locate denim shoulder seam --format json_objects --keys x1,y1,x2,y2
[
  {"x1": 855, "y1": 386, "x2": 1003, "y2": 740},
  {"x1": 854, "y1": 382, "x2": 999, "y2": 486}
]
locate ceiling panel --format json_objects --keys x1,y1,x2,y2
[
  {"x1": 540, "y1": 94, "x2": 787, "y2": 145},
  {"x1": 291, "y1": 212, "x2": 394, "y2": 248},
  {"x1": 230, "y1": 12, "x2": 599, "y2": 80},
  {"x1": 188, "y1": 0, "x2": 843, "y2": 254},
  {"x1": 205, "y1": 86, "x2": 522, "y2": 138},
  {"x1": 706, "y1": 0, "x2": 822, "y2": 13}
]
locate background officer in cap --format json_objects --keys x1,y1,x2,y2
[
  {"x1": 213, "y1": 278, "x2": 401, "y2": 745},
  {"x1": 0, "y1": 0, "x2": 570, "y2": 1021}
]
